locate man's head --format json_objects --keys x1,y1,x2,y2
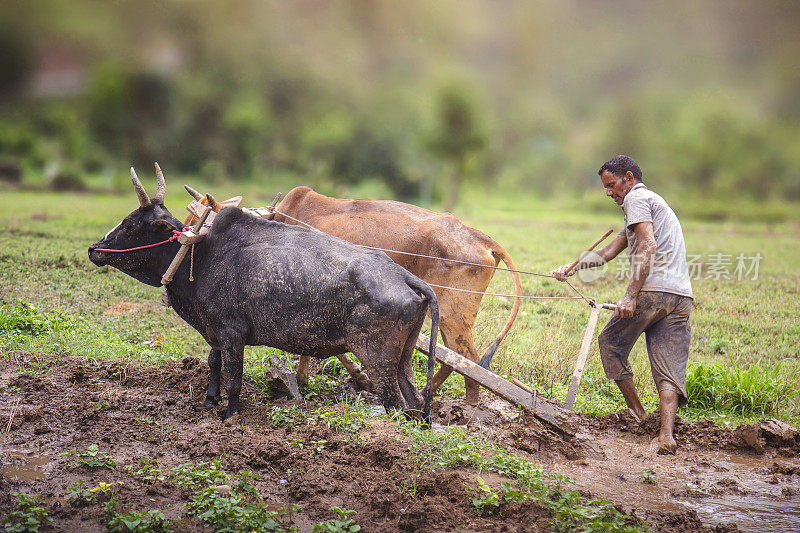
[{"x1": 598, "y1": 155, "x2": 642, "y2": 205}]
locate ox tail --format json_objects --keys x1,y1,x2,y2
[
  {"x1": 478, "y1": 243, "x2": 522, "y2": 370},
  {"x1": 406, "y1": 275, "x2": 439, "y2": 426}
]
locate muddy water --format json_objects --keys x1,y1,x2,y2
[
  {"x1": 545, "y1": 434, "x2": 800, "y2": 531},
  {"x1": 0, "y1": 449, "x2": 51, "y2": 482},
  {"x1": 681, "y1": 494, "x2": 800, "y2": 533}
]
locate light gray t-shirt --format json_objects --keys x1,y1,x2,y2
[{"x1": 621, "y1": 183, "x2": 693, "y2": 298}]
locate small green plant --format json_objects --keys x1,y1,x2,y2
[
  {"x1": 311, "y1": 398, "x2": 368, "y2": 433},
  {"x1": 269, "y1": 404, "x2": 305, "y2": 427},
  {"x1": 303, "y1": 374, "x2": 339, "y2": 403},
  {"x1": 93, "y1": 399, "x2": 111, "y2": 411},
  {"x1": 471, "y1": 476, "x2": 501, "y2": 515},
  {"x1": 65, "y1": 480, "x2": 94, "y2": 506},
  {"x1": 187, "y1": 486, "x2": 294, "y2": 532},
  {"x1": 471, "y1": 477, "x2": 531, "y2": 516},
  {"x1": 1, "y1": 492, "x2": 53, "y2": 533},
  {"x1": 127, "y1": 457, "x2": 167, "y2": 484},
  {"x1": 170, "y1": 461, "x2": 228, "y2": 490},
  {"x1": 63, "y1": 444, "x2": 116, "y2": 469},
  {"x1": 642, "y1": 469, "x2": 657, "y2": 485},
  {"x1": 313, "y1": 506, "x2": 361, "y2": 532},
  {"x1": 107, "y1": 509, "x2": 172, "y2": 533}
]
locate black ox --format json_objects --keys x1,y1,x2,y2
[{"x1": 88, "y1": 165, "x2": 439, "y2": 421}]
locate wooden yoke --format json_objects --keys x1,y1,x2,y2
[
  {"x1": 161, "y1": 203, "x2": 212, "y2": 286},
  {"x1": 183, "y1": 184, "x2": 242, "y2": 226}
]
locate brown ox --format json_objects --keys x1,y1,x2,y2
[
  {"x1": 272, "y1": 187, "x2": 521, "y2": 403},
  {"x1": 184, "y1": 186, "x2": 522, "y2": 403}
]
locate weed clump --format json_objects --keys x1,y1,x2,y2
[
  {"x1": 686, "y1": 358, "x2": 797, "y2": 417},
  {"x1": 1, "y1": 492, "x2": 53, "y2": 533},
  {"x1": 0, "y1": 301, "x2": 71, "y2": 337}
]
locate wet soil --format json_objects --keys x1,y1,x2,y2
[{"x1": 1, "y1": 354, "x2": 798, "y2": 532}]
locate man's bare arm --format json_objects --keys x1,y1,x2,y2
[
  {"x1": 550, "y1": 233, "x2": 627, "y2": 281},
  {"x1": 616, "y1": 221, "x2": 656, "y2": 317}
]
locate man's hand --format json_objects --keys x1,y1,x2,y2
[
  {"x1": 549, "y1": 264, "x2": 574, "y2": 282},
  {"x1": 615, "y1": 294, "x2": 636, "y2": 318}
]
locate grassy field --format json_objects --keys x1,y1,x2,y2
[{"x1": 1, "y1": 178, "x2": 798, "y2": 427}]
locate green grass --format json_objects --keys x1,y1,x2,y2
[{"x1": 1, "y1": 181, "x2": 798, "y2": 427}]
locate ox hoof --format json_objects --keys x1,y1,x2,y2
[
  {"x1": 353, "y1": 372, "x2": 374, "y2": 392},
  {"x1": 203, "y1": 395, "x2": 221, "y2": 407}
]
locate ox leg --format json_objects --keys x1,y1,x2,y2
[
  {"x1": 357, "y1": 338, "x2": 407, "y2": 414},
  {"x1": 296, "y1": 355, "x2": 311, "y2": 389},
  {"x1": 220, "y1": 338, "x2": 246, "y2": 420},
  {"x1": 297, "y1": 354, "x2": 374, "y2": 392},
  {"x1": 204, "y1": 349, "x2": 222, "y2": 407},
  {"x1": 429, "y1": 319, "x2": 482, "y2": 405},
  {"x1": 336, "y1": 354, "x2": 374, "y2": 392},
  {"x1": 398, "y1": 315, "x2": 426, "y2": 414}
]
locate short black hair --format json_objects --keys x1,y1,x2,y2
[{"x1": 598, "y1": 155, "x2": 643, "y2": 181}]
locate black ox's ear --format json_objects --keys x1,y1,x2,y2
[{"x1": 151, "y1": 219, "x2": 175, "y2": 233}]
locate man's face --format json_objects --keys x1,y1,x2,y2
[{"x1": 600, "y1": 170, "x2": 636, "y2": 206}]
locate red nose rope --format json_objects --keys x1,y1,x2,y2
[{"x1": 94, "y1": 227, "x2": 190, "y2": 253}]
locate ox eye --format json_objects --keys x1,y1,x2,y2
[{"x1": 104, "y1": 221, "x2": 122, "y2": 240}]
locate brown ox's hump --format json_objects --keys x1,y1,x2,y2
[{"x1": 275, "y1": 186, "x2": 501, "y2": 267}]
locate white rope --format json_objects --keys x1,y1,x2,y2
[
  {"x1": 269, "y1": 207, "x2": 595, "y2": 304},
  {"x1": 426, "y1": 283, "x2": 584, "y2": 300}
]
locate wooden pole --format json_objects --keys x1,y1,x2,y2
[
  {"x1": 415, "y1": 334, "x2": 578, "y2": 435},
  {"x1": 564, "y1": 303, "x2": 618, "y2": 410},
  {"x1": 565, "y1": 228, "x2": 614, "y2": 276}
]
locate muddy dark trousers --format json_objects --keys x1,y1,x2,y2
[{"x1": 598, "y1": 291, "x2": 692, "y2": 407}]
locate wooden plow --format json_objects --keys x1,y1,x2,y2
[{"x1": 415, "y1": 301, "x2": 616, "y2": 436}]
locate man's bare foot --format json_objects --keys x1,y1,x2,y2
[{"x1": 656, "y1": 435, "x2": 677, "y2": 455}]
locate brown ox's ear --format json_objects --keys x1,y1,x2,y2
[
  {"x1": 131, "y1": 167, "x2": 151, "y2": 208},
  {"x1": 154, "y1": 162, "x2": 166, "y2": 203}
]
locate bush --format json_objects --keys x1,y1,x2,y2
[
  {"x1": 50, "y1": 166, "x2": 86, "y2": 191},
  {"x1": 0, "y1": 156, "x2": 22, "y2": 183}
]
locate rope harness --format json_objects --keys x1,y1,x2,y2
[
  {"x1": 94, "y1": 227, "x2": 189, "y2": 253},
  {"x1": 269, "y1": 208, "x2": 596, "y2": 305}
]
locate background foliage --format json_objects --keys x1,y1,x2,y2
[{"x1": 1, "y1": 0, "x2": 799, "y2": 211}]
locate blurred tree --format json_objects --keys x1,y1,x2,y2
[
  {"x1": 222, "y1": 89, "x2": 272, "y2": 176},
  {"x1": 427, "y1": 83, "x2": 487, "y2": 211},
  {"x1": 0, "y1": 30, "x2": 33, "y2": 100},
  {"x1": 332, "y1": 127, "x2": 416, "y2": 200}
]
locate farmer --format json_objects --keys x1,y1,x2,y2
[{"x1": 550, "y1": 155, "x2": 693, "y2": 455}]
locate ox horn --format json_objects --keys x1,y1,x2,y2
[
  {"x1": 205, "y1": 193, "x2": 217, "y2": 210},
  {"x1": 154, "y1": 162, "x2": 166, "y2": 203},
  {"x1": 184, "y1": 184, "x2": 204, "y2": 201},
  {"x1": 131, "y1": 167, "x2": 151, "y2": 208}
]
